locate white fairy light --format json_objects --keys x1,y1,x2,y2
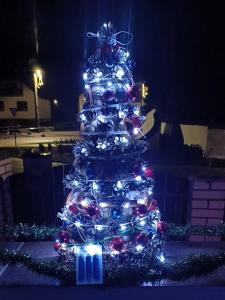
[
  {"x1": 148, "y1": 189, "x2": 153, "y2": 196},
  {"x1": 80, "y1": 198, "x2": 89, "y2": 207},
  {"x1": 119, "y1": 110, "x2": 125, "y2": 118},
  {"x1": 116, "y1": 68, "x2": 125, "y2": 79},
  {"x1": 120, "y1": 224, "x2": 126, "y2": 231},
  {"x1": 159, "y1": 253, "x2": 165, "y2": 263},
  {"x1": 116, "y1": 180, "x2": 123, "y2": 189},
  {"x1": 96, "y1": 71, "x2": 102, "y2": 77},
  {"x1": 137, "y1": 198, "x2": 146, "y2": 205},
  {"x1": 135, "y1": 175, "x2": 142, "y2": 182},
  {"x1": 99, "y1": 202, "x2": 108, "y2": 208},
  {"x1": 92, "y1": 181, "x2": 99, "y2": 191},
  {"x1": 75, "y1": 221, "x2": 82, "y2": 228},
  {"x1": 133, "y1": 107, "x2": 140, "y2": 115},
  {"x1": 95, "y1": 225, "x2": 103, "y2": 231},
  {"x1": 81, "y1": 148, "x2": 88, "y2": 154},
  {"x1": 139, "y1": 220, "x2": 146, "y2": 226},
  {"x1": 126, "y1": 51, "x2": 130, "y2": 58},
  {"x1": 107, "y1": 81, "x2": 112, "y2": 87},
  {"x1": 111, "y1": 250, "x2": 119, "y2": 255},
  {"x1": 73, "y1": 180, "x2": 79, "y2": 186},
  {"x1": 133, "y1": 127, "x2": 139, "y2": 135},
  {"x1": 136, "y1": 245, "x2": 144, "y2": 252},
  {"x1": 98, "y1": 114, "x2": 106, "y2": 123},
  {"x1": 85, "y1": 244, "x2": 102, "y2": 256},
  {"x1": 120, "y1": 136, "x2": 129, "y2": 144},
  {"x1": 123, "y1": 202, "x2": 130, "y2": 208},
  {"x1": 85, "y1": 84, "x2": 90, "y2": 89},
  {"x1": 80, "y1": 114, "x2": 86, "y2": 122},
  {"x1": 83, "y1": 73, "x2": 88, "y2": 80},
  {"x1": 61, "y1": 243, "x2": 67, "y2": 250}
]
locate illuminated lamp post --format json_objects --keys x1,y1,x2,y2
[{"x1": 33, "y1": 68, "x2": 44, "y2": 129}]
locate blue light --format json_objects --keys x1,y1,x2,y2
[{"x1": 83, "y1": 73, "x2": 88, "y2": 80}]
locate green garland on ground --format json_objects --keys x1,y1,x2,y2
[
  {"x1": 1, "y1": 223, "x2": 225, "y2": 241},
  {"x1": 166, "y1": 223, "x2": 225, "y2": 238},
  {"x1": 0, "y1": 248, "x2": 225, "y2": 285},
  {"x1": 0, "y1": 224, "x2": 58, "y2": 241}
]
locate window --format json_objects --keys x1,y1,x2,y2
[
  {"x1": 17, "y1": 101, "x2": 28, "y2": 111},
  {"x1": 0, "y1": 101, "x2": 4, "y2": 111}
]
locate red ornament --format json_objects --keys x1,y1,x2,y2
[
  {"x1": 148, "y1": 199, "x2": 158, "y2": 212},
  {"x1": 58, "y1": 230, "x2": 70, "y2": 243},
  {"x1": 144, "y1": 167, "x2": 154, "y2": 178},
  {"x1": 54, "y1": 241, "x2": 61, "y2": 251},
  {"x1": 136, "y1": 232, "x2": 149, "y2": 245},
  {"x1": 68, "y1": 203, "x2": 78, "y2": 214},
  {"x1": 110, "y1": 237, "x2": 125, "y2": 252},
  {"x1": 157, "y1": 221, "x2": 167, "y2": 232},
  {"x1": 85, "y1": 204, "x2": 100, "y2": 218},
  {"x1": 134, "y1": 204, "x2": 148, "y2": 217},
  {"x1": 131, "y1": 116, "x2": 142, "y2": 128}
]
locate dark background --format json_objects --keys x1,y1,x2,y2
[{"x1": 0, "y1": 0, "x2": 224, "y2": 125}]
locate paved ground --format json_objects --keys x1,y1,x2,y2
[
  {"x1": 1, "y1": 241, "x2": 225, "y2": 286},
  {"x1": 0, "y1": 131, "x2": 79, "y2": 148}
]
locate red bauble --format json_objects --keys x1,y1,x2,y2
[
  {"x1": 58, "y1": 230, "x2": 70, "y2": 243},
  {"x1": 136, "y1": 232, "x2": 149, "y2": 245},
  {"x1": 131, "y1": 116, "x2": 142, "y2": 128},
  {"x1": 68, "y1": 203, "x2": 78, "y2": 214},
  {"x1": 148, "y1": 199, "x2": 158, "y2": 212},
  {"x1": 135, "y1": 204, "x2": 148, "y2": 217},
  {"x1": 85, "y1": 204, "x2": 100, "y2": 218},
  {"x1": 54, "y1": 241, "x2": 61, "y2": 251},
  {"x1": 144, "y1": 167, "x2": 154, "y2": 178},
  {"x1": 110, "y1": 237, "x2": 125, "y2": 252},
  {"x1": 157, "y1": 221, "x2": 167, "y2": 232}
]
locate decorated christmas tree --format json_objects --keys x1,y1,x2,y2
[{"x1": 55, "y1": 22, "x2": 165, "y2": 284}]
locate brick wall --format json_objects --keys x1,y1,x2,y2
[
  {"x1": 0, "y1": 158, "x2": 13, "y2": 226},
  {"x1": 189, "y1": 179, "x2": 225, "y2": 241}
]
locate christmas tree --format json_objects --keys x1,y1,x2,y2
[{"x1": 55, "y1": 22, "x2": 165, "y2": 284}]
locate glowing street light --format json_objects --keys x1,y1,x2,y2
[
  {"x1": 33, "y1": 67, "x2": 44, "y2": 129},
  {"x1": 53, "y1": 99, "x2": 59, "y2": 106},
  {"x1": 141, "y1": 82, "x2": 149, "y2": 99}
]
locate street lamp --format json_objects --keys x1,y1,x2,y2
[
  {"x1": 53, "y1": 99, "x2": 59, "y2": 106},
  {"x1": 33, "y1": 67, "x2": 44, "y2": 129}
]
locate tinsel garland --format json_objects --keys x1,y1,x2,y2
[
  {"x1": 0, "y1": 248, "x2": 225, "y2": 285},
  {"x1": 1, "y1": 223, "x2": 225, "y2": 241},
  {"x1": 0, "y1": 224, "x2": 58, "y2": 241}
]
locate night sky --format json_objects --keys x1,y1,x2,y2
[{"x1": 0, "y1": 0, "x2": 224, "y2": 125}]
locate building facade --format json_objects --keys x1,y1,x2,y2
[{"x1": 0, "y1": 81, "x2": 51, "y2": 127}]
